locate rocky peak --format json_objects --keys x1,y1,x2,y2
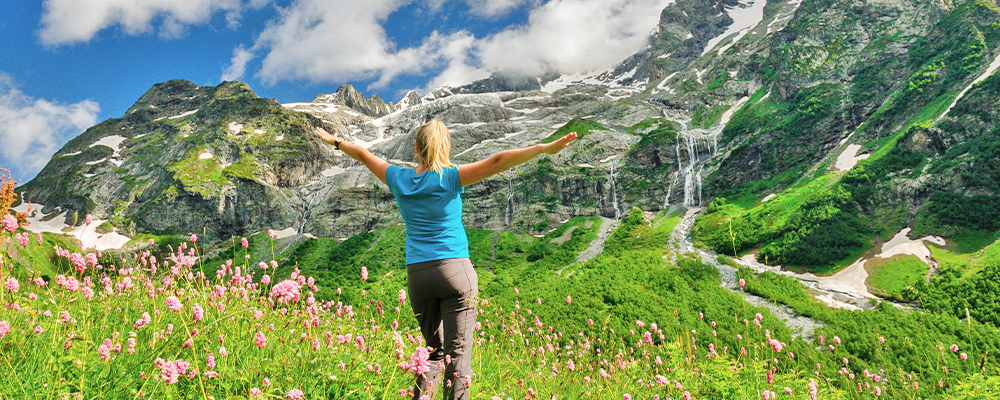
[
  {"x1": 398, "y1": 91, "x2": 422, "y2": 109},
  {"x1": 313, "y1": 84, "x2": 397, "y2": 118}
]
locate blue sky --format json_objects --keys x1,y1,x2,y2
[{"x1": 0, "y1": 0, "x2": 667, "y2": 182}]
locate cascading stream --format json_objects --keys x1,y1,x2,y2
[
  {"x1": 487, "y1": 168, "x2": 516, "y2": 270},
  {"x1": 608, "y1": 162, "x2": 621, "y2": 220},
  {"x1": 663, "y1": 172, "x2": 678, "y2": 209}
]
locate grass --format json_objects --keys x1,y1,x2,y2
[
  {"x1": 929, "y1": 234, "x2": 1000, "y2": 278},
  {"x1": 865, "y1": 255, "x2": 929, "y2": 299},
  {"x1": 542, "y1": 117, "x2": 607, "y2": 143}
]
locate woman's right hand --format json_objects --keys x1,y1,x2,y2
[
  {"x1": 543, "y1": 132, "x2": 577, "y2": 154},
  {"x1": 315, "y1": 127, "x2": 339, "y2": 145}
]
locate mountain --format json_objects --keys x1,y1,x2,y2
[{"x1": 14, "y1": 0, "x2": 1000, "y2": 280}]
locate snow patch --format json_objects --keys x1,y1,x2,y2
[
  {"x1": 13, "y1": 201, "x2": 131, "y2": 251},
  {"x1": 878, "y1": 228, "x2": 945, "y2": 262},
  {"x1": 89, "y1": 135, "x2": 126, "y2": 159},
  {"x1": 321, "y1": 166, "x2": 347, "y2": 177},
  {"x1": 275, "y1": 135, "x2": 285, "y2": 141},
  {"x1": 270, "y1": 228, "x2": 299, "y2": 240},
  {"x1": 228, "y1": 122, "x2": 244, "y2": 134},
  {"x1": 834, "y1": 144, "x2": 869, "y2": 171},
  {"x1": 937, "y1": 51, "x2": 1000, "y2": 122},
  {"x1": 153, "y1": 109, "x2": 199, "y2": 122},
  {"x1": 761, "y1": 194, "x2": 776, "y2": 202},
  {"x1": 199, "y1": 152, "x2": 214, "y2": 160},
  {"x1": 702, "y1": 0, "x2": 768, "y2": 57},
  {"x1": 61, "y1": 151, "x2": 82, "y2": 157},
  {"x1": 720, "y1": 96, "x2": 751, "y2": 127}
]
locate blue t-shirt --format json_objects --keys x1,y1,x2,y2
[{"x1": 385, "y1": 165, "x2": 469, "y2": 264}]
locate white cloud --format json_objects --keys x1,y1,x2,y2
[
  {"x1": 0, "y1": 73, "x2": 100, "y2": 180},
  {"x1": 236, "y1": 0, "x2": 668, "y2": 91},
  {"x1": 222, "y1": 46, "x2": 255, "y2": 81},
  {"x1": 38, "y1": 0, "x2": 264, "y2": 45},
  {"x1": 474, "y1": 0, "x2": 667, "y2": 76},
  {"x1": 252, "y1": 0, "x2": 445, "y2": 86}
]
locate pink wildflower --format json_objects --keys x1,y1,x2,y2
[
  {"x1": 207, "y1": 353, "x2": 216, "y2": 369},
  {"x1": 135, "y1": 312, "x2": 152, "y2": 330},
  {"x1": 960, "y1": 353, "x2": 968, "y2": 361},
  {"x1": 623, "y1": 395, "x2": 631, "y2": 400},
  {"x1": 70, "y1": 253, "x2": 86, "y2": 273},
  {"x1": 286, "y1": 389, "x2": 305, "y2": 399},
  {"x1": 34, "y1": 326, "x2": 43, "y2": 334},
  {"x1": 566, "y1": 296, "x2": 572, "y2": 304},
  {"x1": 361, "y1": 267, "x2": 368, "y2": 281},
  {"x1": 255, "y1": 332, "x2": 267, "y2": 349},
  {"x1": 36, "y1": 233, "x2": 43, "y2": 245},
  {"x1": 251, "y1": 388, "x2": 262, "y2": 398},
  {"x1": 190, "y1": 234, "x2": 197, "y2": 243},
  {"x1": 166, "y1": 296, "x2": 183, "y2": 312},
  {"x1": 192, "y1": 303, "x2": 204, "y2": 323},
  {"x1": 4, "y1": 277, "x2": 18, "y2": 293},
  {"x1": 241, "y1": 237, "x2": 249, "y2": 248},
  {"x1": 398, "y1": 289, "x2": 406, "y2": 305},
  {"x1": 399, "y1": 346, "x2": 430, "y2": 375},
  {"x1": 85, "y1": 214, "x2": 93, "y2": 225},
  {"x1": 268, "y1": 229, "x2": 275, "y2": 240},
  {"x1": 98, "y1": 342, "x2": 111, "y2": 361},
  {"x1": 3, "y1": 214, "x2": 19, "y2": 232},
  {"x1": 270, "y1": 280, "x2": 301, "y2": 304},
  {"x1": 0, "y1": 320, "x2": 9, "y2": 338}
]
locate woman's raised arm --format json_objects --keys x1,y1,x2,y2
[
  {"x1": 315, "y1": 127, "x2": 390, "y2": 185},
  {"x1": 459, "y1": 132, "x2": 577, "y2": 187}
]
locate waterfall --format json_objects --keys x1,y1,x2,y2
[
  {"x1": 675, "y1": 141, "x2": 683, "y2": 171},
  {"x1": 696, "y1": 167, "x2": 703, "y2": 206},
  {"x1": 683, "y1": 166, "x2": 695, "y2": 207},
  {"x1": 663, "y1": 172, "x2": 678, "y2": 210},
  {"x1": 503, "y1": 173, "x2": 514, "y2": 225},
  {"x1": 488, "y1": 169, "x2": 516, "y2": 270},
  {"x1": 609, "y1": 163, "x2": 621, "y2": 220}
]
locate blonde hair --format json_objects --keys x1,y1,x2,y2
[{"x1": 414, "y1": 119, "x2": 455, "y2": 174}]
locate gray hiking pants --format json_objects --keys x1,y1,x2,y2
[{"x1": 407, "y1": 257, "x2": 478, "y2": 400}]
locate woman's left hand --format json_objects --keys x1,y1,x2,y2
[{"x1": 315, "y1": 127, "x2": 339, "y2": 145}]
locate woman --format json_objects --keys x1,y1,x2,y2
[{"x1": 316, "y1": 120, "x2": 576, "y2": 399}]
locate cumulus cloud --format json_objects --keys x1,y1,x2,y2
[
  {"x1": 474, "y1": 0, "x2": 666, "y2": 76},
  {"x1": 0, "y1": 73, "x2": 100, "y2": 180},
  {"x1": 235, "y1": 0, "x2": 667, "y2": 91},
  {"x1": 250, "y1": 0, "x2": 469, "y2": 87},
  {"x1": 38, "y1": 0, "x2": 267, "y2": 45}
]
